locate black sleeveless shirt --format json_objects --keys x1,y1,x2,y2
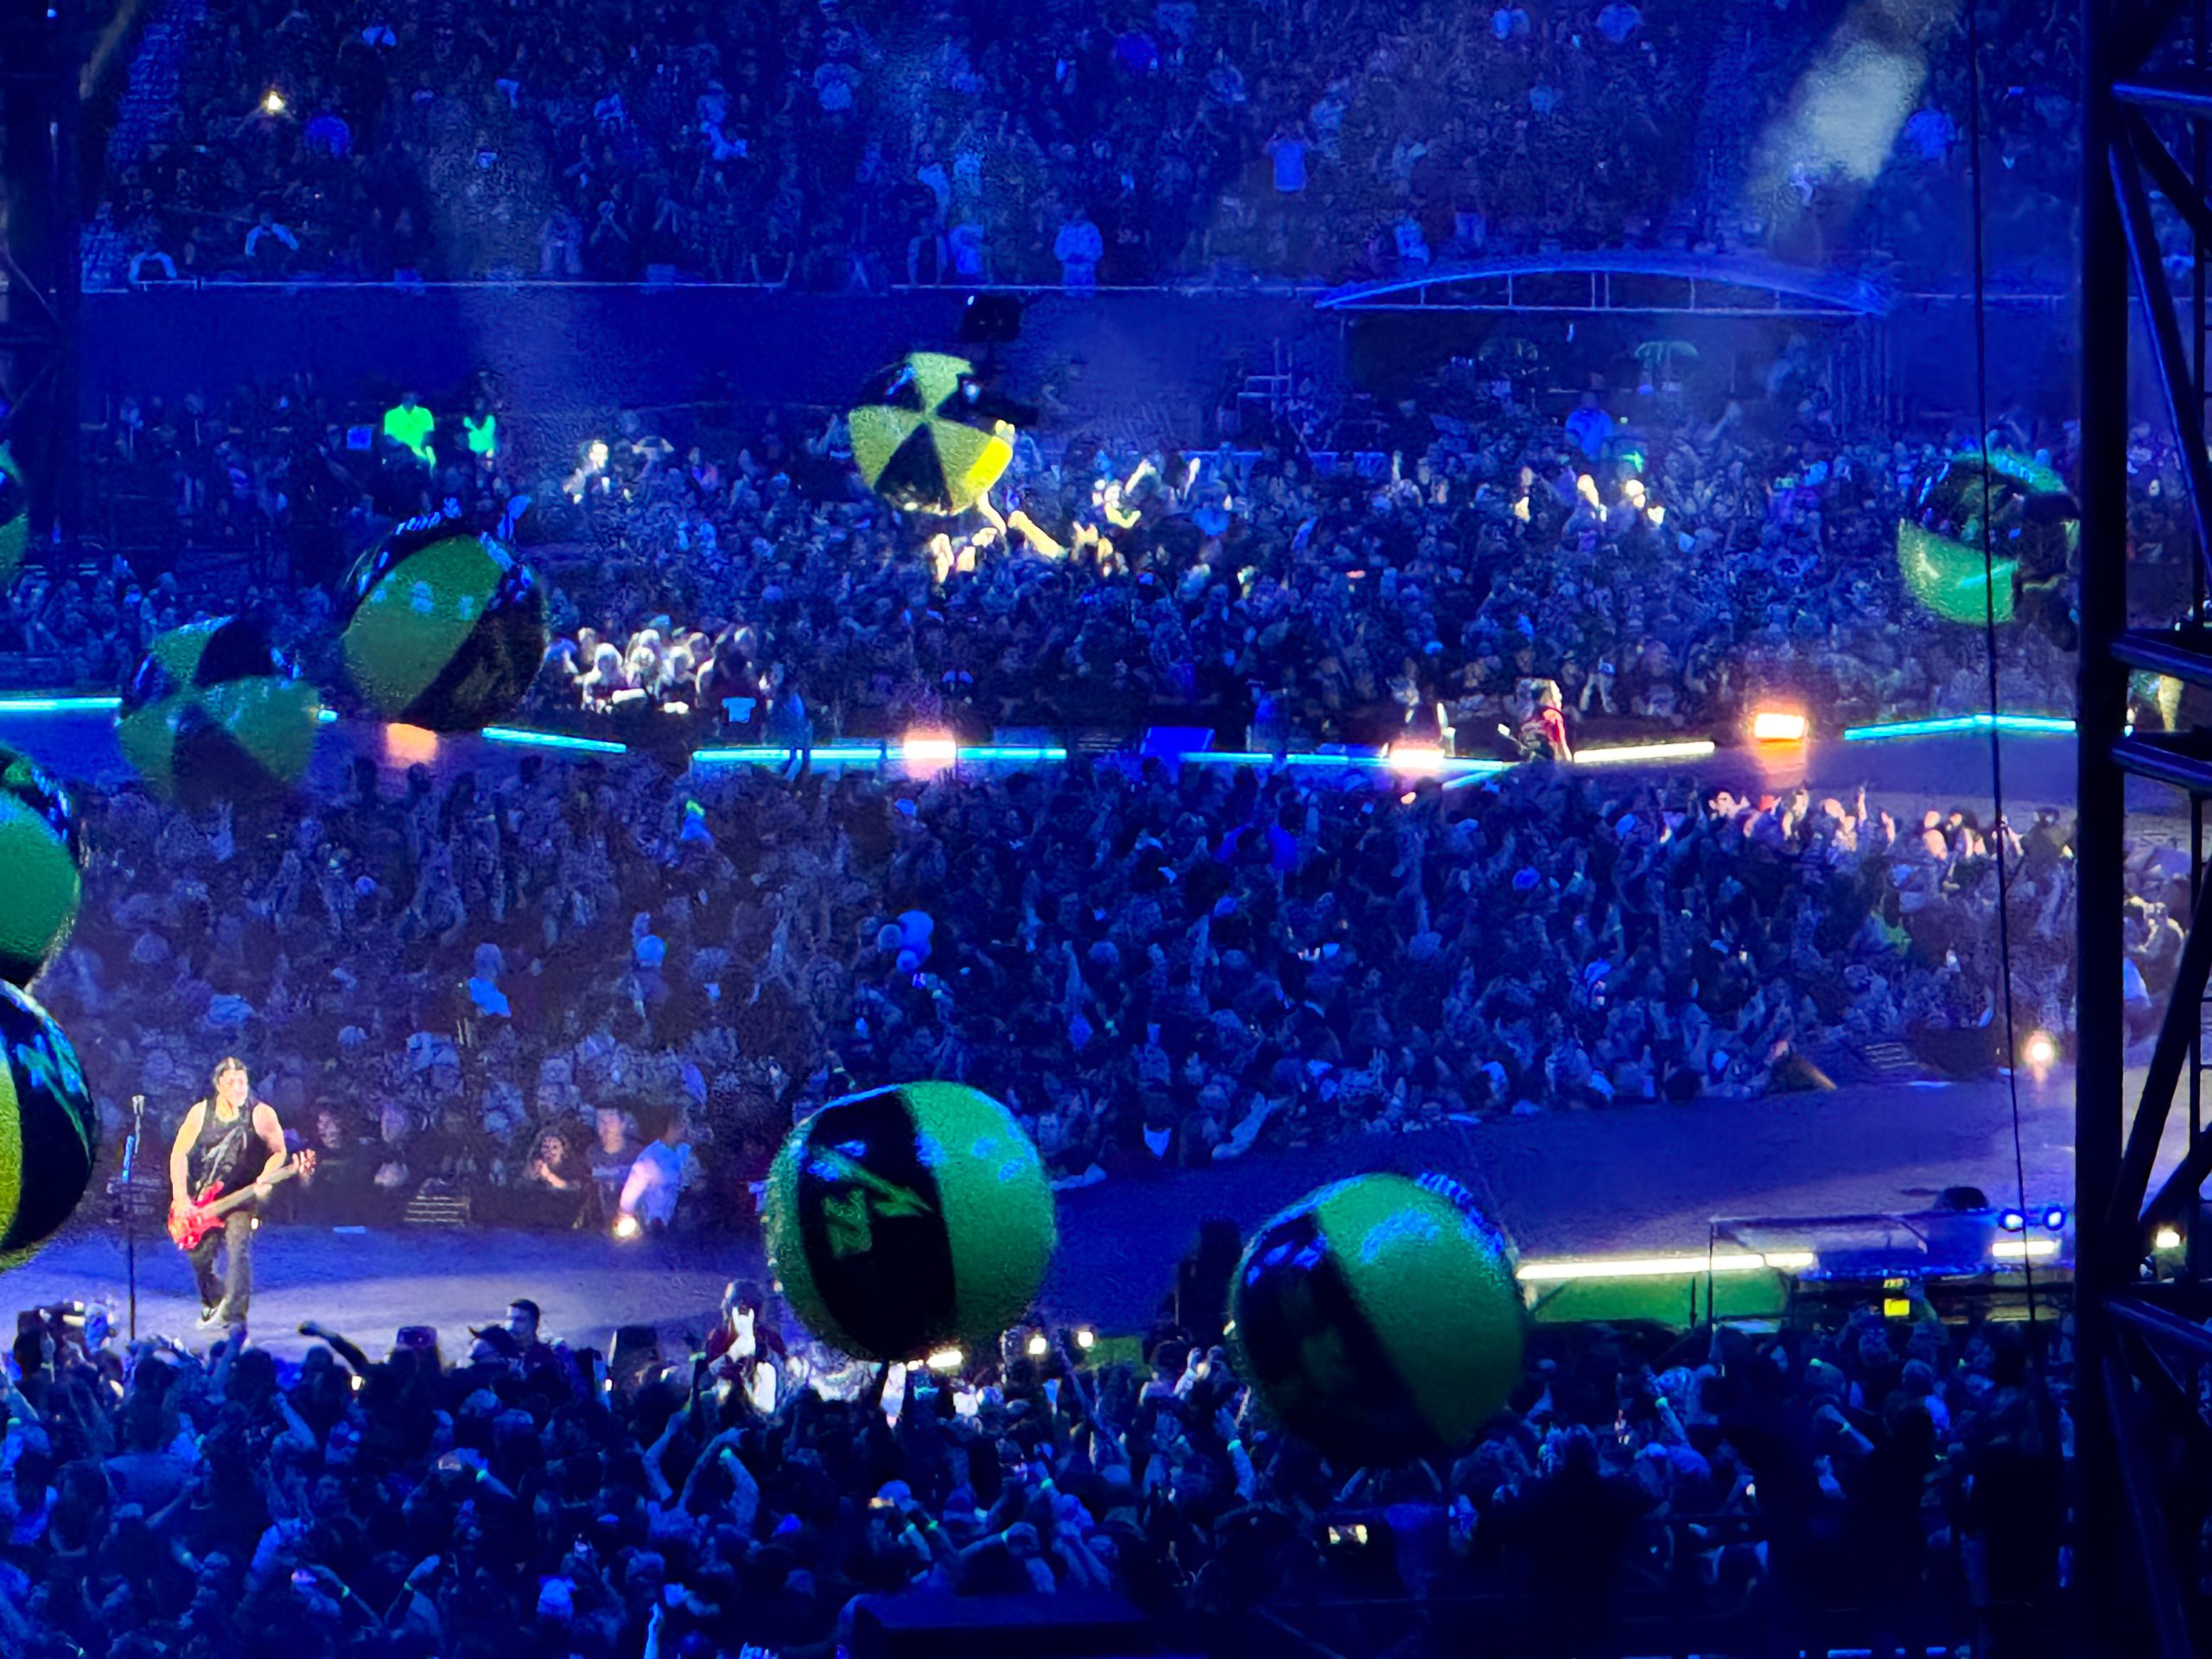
[{"x1": 187, "y1": 1103, "x2": 264, "y2": 1202}]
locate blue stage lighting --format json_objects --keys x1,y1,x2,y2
[
  {"x1": 1999, "y1": 1209, "x2": 2026, "y2": 1232},
  {"x1": 2043, "y1": 1206, "x2": 2067, "y2": 1232}
]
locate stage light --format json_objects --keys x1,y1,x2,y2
[
  {"x1": 1574, "y1": 740, "x2": 1717, "y2": 766},
  {"x1": 613, "y1": 1213, "x2": 641, "y2": 1241},
  {"x1": 925, "y1": 1346, "x2": 963, "y2": 1373},
  {"x1": 2156, "y1": 1226, "x2": 2184, "y2": 1250},
  {"x1": 351, "y1": 1373, "x2": 364, "y2": 1392},
  {"x1": 1999, "y1": 1209, "x2": 2026, "y2": 1232},
  {"x1": 901, "y1": 733, "x2": 957, "y2": 773},
  {"x1": 2042, "y1": 1206, "x2": 2067, "y2": 1232},
  {"x1": 1516, "y1": 1250, "x2": 1815, "y2": 1282},
  {"x1": 1752, "y1": 709, "x2": 1808, "y2": 743},
  {"x1": 383, "y1": 723, "x2": 438, "y2": 766},
  {"x1": 588, "y1": 440, "x2": 609, "y2": 471},
  {"x1": 0, "y1": 696, "x2": 121, "y2": 715},
  {"x1": 1026, "y1": 1333, "x2": 1049, "y2": 1358},
  {"x1": 1075, "y1": 1327, "x2": 1096, "y2": 1351},
  {"x1": 262, "y1": 88, "x2": 285, "y2": 114},
  {"x1": 1993, "y1": 1237, "x2": 2060, "y2": 1262},
  {"x1": 2024, "y1": 1031, "x2": 2058, "y2": 1071},
  {"x1": 481, "y1": 726, "x2": 627, "y2": 755},
  {"x1": 1389, "y1": 744, "x2": 1446, "y2": 776},
  {"x1": 1842, "y1": 713, "x2": 2075, "y2": 741}
]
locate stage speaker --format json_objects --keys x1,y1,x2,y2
[
  {"x1": 847, "y1": 1591, "x2": 1160, "y2": 1659},
  {"x1": 1175, "y1": 1218, "x2": 1240, "y2": 1348},
  {"x1": 957, "y1": 293, "x2": 1023, "y2": 344}
]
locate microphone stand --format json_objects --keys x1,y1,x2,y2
[{"x1": 123, "y1": 1095, "x2": 144, "y2": 1344}]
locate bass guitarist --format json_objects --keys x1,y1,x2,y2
[{"x1": 170, "y1": 1056, "x2": 289, "y2": 1332}]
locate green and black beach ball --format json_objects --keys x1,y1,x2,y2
[
  {"x1": 764, "y1": 1082, "x2": 1057, "y2": 1363},
  {"x1": 340, "y1": 524, "x2": 546, "y2": 731},
  {"x1": 116, "y1": 617, "x2": 321, "y2": 806},
  {"x1": 849, "y1": 352, "x2": 1016, "y2": 517},
  {"x1": 0, "y1": 745, "x2": 83, "y2": 988},
  {"x1": 1229, "y1": 1173, "x2": 1523, "y2": 1466},
  {"x1": 0, "y1": 982, "x2": 98, "y2": 1268}
]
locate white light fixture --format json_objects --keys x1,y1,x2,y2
[
  {"x1": 1516, "y1": 1250, "x2": 1815, "y2": 1283},
  {"x1": 902, "y1": 734, "x2": 958, "y2": 772},
  {"x1": 1751, "y1": 709, "x2": 1808, "y2": 743},
  {"x1": 613, "y1": 1214, "x2": 640, "y2": 1240},
  {"x1": 262, "y1": 88, "x2": 286, "y2": 114},
  {"x1": 1992, "y1": 1237, "x2": 2061, "y2": 1262},
  {"x1": 2156, "y1": 1227, "x2": 2183, "y2": 1251},
  {"x1": 1026, "y1": 1333, "x2": 1049, "y2": 1358},
  {"x1": 925, "y1": 1347, "x2": 963, "y2": 1373},
  {"x1": 1389, "y1": 744, "x2": 1446, "y2": 776},
  {"x1": 1075, "y1": 1328, "x2": 1096, "y2": 1351},
  {"x1": 1574, "y1": 740, "x2": 1718, "y2": 766}
]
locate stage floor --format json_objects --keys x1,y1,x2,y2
[{"x1": 7, "y1": 1065, "x2": 2133, "y2": 1362}]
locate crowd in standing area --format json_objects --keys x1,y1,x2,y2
[
  {"x1": 0, "y1": 1257, "x2": 2066, "y2": 1659},
  {"x1": 35, "y1": 734, "x2": 2095, "y2": 1221},
  {"x1": 85, "y1": 0, "x2": 2069, "y2": 293}
]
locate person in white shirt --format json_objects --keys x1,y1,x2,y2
[{"x1": 619, "y1": 1110, "x2": 695, "y2": 1233}]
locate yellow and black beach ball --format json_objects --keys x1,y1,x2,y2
[
  {"x1": 340, "y1": 524, "x2": 546, "y2": 731},
  {"x1": 0, "y1": 982, "x2": 97, "y2": 1267},
  {"x1": 0, "y1": 744, "x2": 83, "y2": 989},
  {"x1": 1229, "y1": 1173, "x2": 1523, "y2": 1465},
  {"x1": 764, "y1": 1082, "x2": 1057, "y2": 1363},
  {"x1": 116, "y1": 618, "x2": 321, "y2": 806},
  {"x1": 849, "y1": 352, "x2": 1015, "y2": 517}
]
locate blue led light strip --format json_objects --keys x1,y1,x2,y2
[
  {"x1": 1841, "y1": 713, "x2": 2075, "y2": 741},
  {"x1": 0, "y1": 696, "x2": 122, "y2": 714},
  {"x1": 480, "y1": 726, "x2": 630, "y2": 755}
]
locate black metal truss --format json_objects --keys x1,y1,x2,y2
[
  {"x1": 2081, "y1": 4, "x2": 2212, "y2": 1656},
  {"x1": 0, "y1": 0, "x2": 83, "y2": 565}
]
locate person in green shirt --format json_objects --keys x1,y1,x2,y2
[
  {"x1": 382, "y1": 393, "x2": 435, "y2": 467},
  {"x1": 462, "y1": 397, "x2": 497, "y2": 463}
]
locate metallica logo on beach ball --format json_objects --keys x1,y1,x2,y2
[
  {"x1": 1229, "y1": 1173, "x2": 1524, "y2": 1466},
  {"x1": 763, "y1": 1082, "x2": 1057, "y2": 1363},
  {"x1": 340, "y1": 518, "x2": 546, "y2": 731},
  {"x1": 0, "y1": 982, "x2": 98, "y2": 1268}
]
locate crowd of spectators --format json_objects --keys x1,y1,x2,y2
[
  {"x1": 83, "y1": 0, "x2": 2061, "y2": 292},
  {"x1": 0, "y1": 1242, "x2": 2067, "y2": 1658},
  {"x1": 30, "y1": 359, "x2": 2091, "y2": 750},
  {"x1": 35, "y1": 726, "x2": 2088, "y2": 1222}
]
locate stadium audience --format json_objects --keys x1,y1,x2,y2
[
  {"x1": 38, "y1": 741, "x2": 2081, "y2": 1215},
  {"x1": 45, "y1": 370, "x2": 2089, "y2": 749},
  {"x1": 84, "y1": 0, "x2": 2069, "y2": 291},
  {"x1": 0, "y1": 1266, "x2": 2067, "y2": 1656}
]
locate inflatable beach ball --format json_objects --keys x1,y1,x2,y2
[
  {"x1": 849, "y1": 352, "x2": 1015, "y2": 516},
  {"x1": 0, "y1": 744, "x2": 84, "y2": 988},
  {"x1": 1229, "y1": 1173, "x2": 1523, "y2": 1465},
  {"x1": 116, "y1": 618, "x2": 321, "y2": 806},
  {"x1": 764, "y1": 1082, "x2": 1057, "y2": 1363},
  {"x1": 340, "y1": 524, "x2": 546, "y2": 731},
  {"x1": 0, "y1": 982, "x2": 98, "y2": 1268}
]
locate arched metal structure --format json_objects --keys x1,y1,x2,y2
[{"x1": 1316, "y1": 250, "x2": 1894, "y2": 317}]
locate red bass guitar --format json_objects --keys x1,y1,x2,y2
[{"x1": 168, "y1": 1152, "x2": 316, "y2": 1251}]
